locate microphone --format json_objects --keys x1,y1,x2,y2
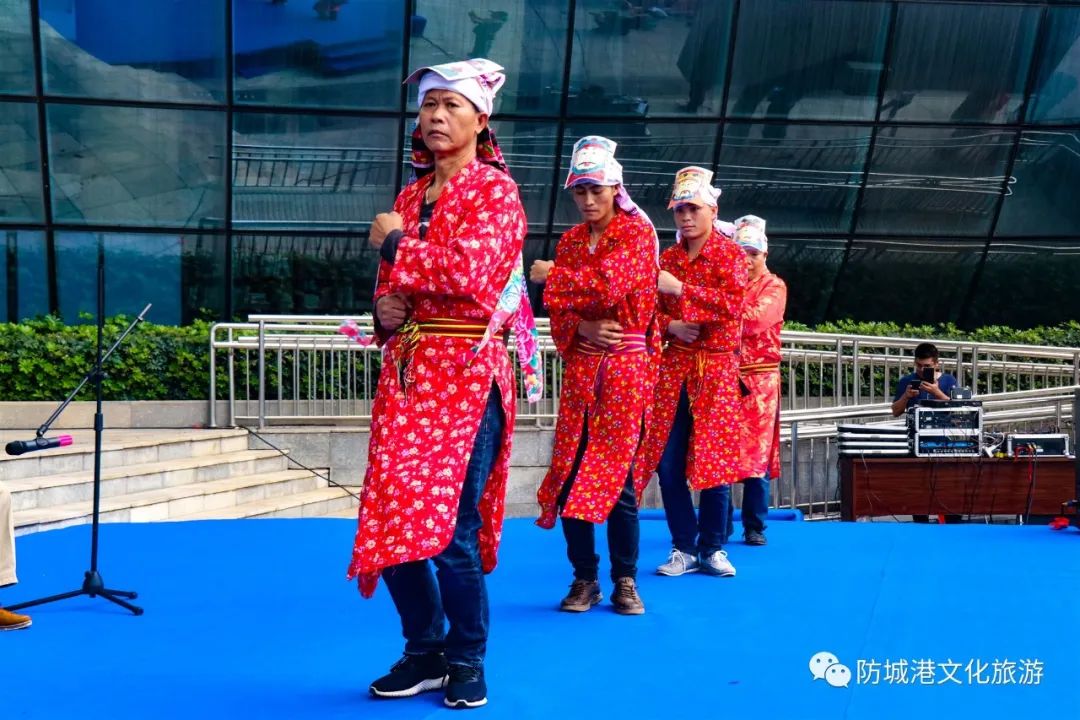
[{"x1": 5, "y1": 435, "x2": 74, "y2": 456}]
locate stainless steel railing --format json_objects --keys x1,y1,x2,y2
[
  {"x1": 209, "y1": 315, "x2": 563, "y2": 428},
  {"x1": 209, "y1": 316, "x2": 1078, "y2": 519},
  {"x1": 209, "y1": 315, "x2": 1080, "y2": 427}
]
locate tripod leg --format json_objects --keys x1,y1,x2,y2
[
  {"x1": 101, "y1": 588, "x2": 138, "y2": 600},
  {"x1": 6, "y1": 589, "x2": 87, "y2": 612},
  {"x1": 99, "y1": 591, "x2": 144, "y2": 616}
]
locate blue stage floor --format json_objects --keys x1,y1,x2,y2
[{"x1": 6, "y1": 516, "x2": 1078, "y2": 719}]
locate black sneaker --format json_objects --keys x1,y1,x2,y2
[
  {"x1": 744, "y1": 531, "x2": 767, "y2": 546},
  {"x1": 369, "y1": 653, "x2": 448, "y2": 698},
  {"x1": 444, "y1": 664, "x2": 487, "y2": 709}
]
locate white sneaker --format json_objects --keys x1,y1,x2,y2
[
  {"x1": 700, "y1": 550, "x2": 736, "y2": 577},
  {"x1": 656, "y1": 548, "x2": 700, "y2": 576}
]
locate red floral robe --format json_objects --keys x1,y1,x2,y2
[
  {"x1": 634, "y1": 227, "x2": 748, "y2": 491},
  {"x1": 535, "y1": 211, "x2": 659, "y2": 527},
  {"x1": 347, "y1": 159, "x2": 526, "y2": 597},
  {"x1": 738, "y1": 271, "x2": 787, "y2": 481}
]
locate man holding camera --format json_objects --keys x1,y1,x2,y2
[
  {"x1": 891, "y1": 342, "x2": 960, "y2": 523},
  {"x1": 890, "y1": 342, "x2": 957, "y2": 418}
]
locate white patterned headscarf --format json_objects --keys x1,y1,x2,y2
[
  {"x1": 564, "y1": 135, "x2": 658, "y2": 262},
  {"x1": 668, "y1": 165, "x2": 722, "y2": 209},
  {"x1": 404, "y1": 58, "x2": 506, "y2": 115},
  {"x1": 734, "y1": 215, "x2": 768, "y2": 253}
]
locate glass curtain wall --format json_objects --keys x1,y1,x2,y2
[{"x1": 0, "y1": 0, "x2": 1077, "y2": 328}]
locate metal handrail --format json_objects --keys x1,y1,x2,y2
[
  {"x1": 209, "y1": 315, "x2": 1080, "y2": 428},
  {"x1": 209, "y1": 316, "x2": 1079, "y2": 519},
  {"x1": 782, "y1": 329, "x2": 1080, "y2": 360}
]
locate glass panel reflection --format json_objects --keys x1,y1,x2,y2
[
  {"x1": 55, "y1": 231, "x2": 225, "y2": 325},
  {"x1": 233, "y1": 113, "x2": 398, "y2": 231},
  {"x1": 0, "y1": 101, "x2": 45, "y2": 223},
  {"x1": 969, "y1": 241, "x2": 1080, "y2": 328},
  {"x1": 47, "y1": 104, "x2": 226, "y2": 229},
  {"x1": 996, "y1": 131, "x2": 1080, "y2": 237},
  {"x1": 489, "y1": 122, "x2": 557, "y2": 233},
  {"x1": 0, "y1": 0, "x2": 35, "y2": 94},
  {"x1": 882, "y1": 3, "x2": 1039, "y2": 123},
  {"x1": 726, "y1": 0, "x2": 889, "y2": 122},
  {"x1": 828, "y1": 239, "x2": 983, "y2": 325},
  {"x1": 719, "y1": 124, "x2": 870, "y2": 234},
  {"x1": 569, "y1": 0, "x2": 733, "y2": 117},
  {"x1": 856, "y1": 127, "x2": 1015, "y2": 236},
  {"x1": 232, "y1": 234, "x2": 377, "y2": 316},
  {"x1": 1027, "y1": 8, "x2": 1080, "y2": 124},
  {"x1": 555, "y1": 122, "x2": 718, "y2": 233},
  {"x1": 234, "y1": 0, "x2": 405, "y2": 109},
  {"x1": 40, "y1": 0, "x2": 226, "y2": 102},
  {"x1": 0, "y1": 229, "x2": 49, "y2": 322},
  {"x1": 411, "y1": 0, "x2": 568, "y2": 115},
  {"x1": 764, "y1": 238, "x2": 846, "y2": 326}
]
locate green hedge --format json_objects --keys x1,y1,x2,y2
[
  {"x1": 0, "y1": 316, "x2": 217, "y2": 401},
  {"x1": 2, "y1": 317, "x2": 1079, "y2": 401}
]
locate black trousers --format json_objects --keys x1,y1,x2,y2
[{"x1": 557, "y1": 417, "x2": 639, "y2": 582}]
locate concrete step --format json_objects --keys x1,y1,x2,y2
[
  {"x1": 170, "y1": 487, "x2": 358, "y2": 521},
  {"x1": 14, "y1": 468, "x2": 325, "y2": 535},
  {"x1": 7, "y1": 449, "x2": 289, "y2": 512},
  {"x1": 0, "y1": 428, "x2": 251, "y2": 481},
  {"x1": 324, "y1": 506, "x2": 359, "y2": 519}
]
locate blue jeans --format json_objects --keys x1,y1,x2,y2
[
  {"x1": 559, "y1": 417, "x2": 640, "y2": 582},
  {"x1": 383, "y1": 384, "x2": 504, "y2": 668},
  {"x1": 727, "y1": 476, "x2": 769, "y2": 540},
  {"x1": 657, "y1": 385, "x2": 730, "y2": 556}
]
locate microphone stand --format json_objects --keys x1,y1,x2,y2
[{"x1": 9, "y1": 237, "x2": 150, "y2": 615}]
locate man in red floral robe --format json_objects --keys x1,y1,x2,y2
[
  {"x1": 634, "y1": 166, "x2": 747, "y2": 579},
  {"x1": 728, "y1": 215, "x2": 786, "y2": 547},
  {"x1": 350, "y1": 59, "x2": 527, "y2": 710},
  {"x1": 529, "y1": 136, "x2": 658, "y2": 616}
]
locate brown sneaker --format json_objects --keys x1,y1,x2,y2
[
  {"x1": 559, "y1": 579, "x2": 602, "y2": 612},
  {"x1": 611, "y1": 577, "x2": 645, "y2": 615},
  {"x1": 0, "y1": 607, "x2": 31, "y2": 631}
]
